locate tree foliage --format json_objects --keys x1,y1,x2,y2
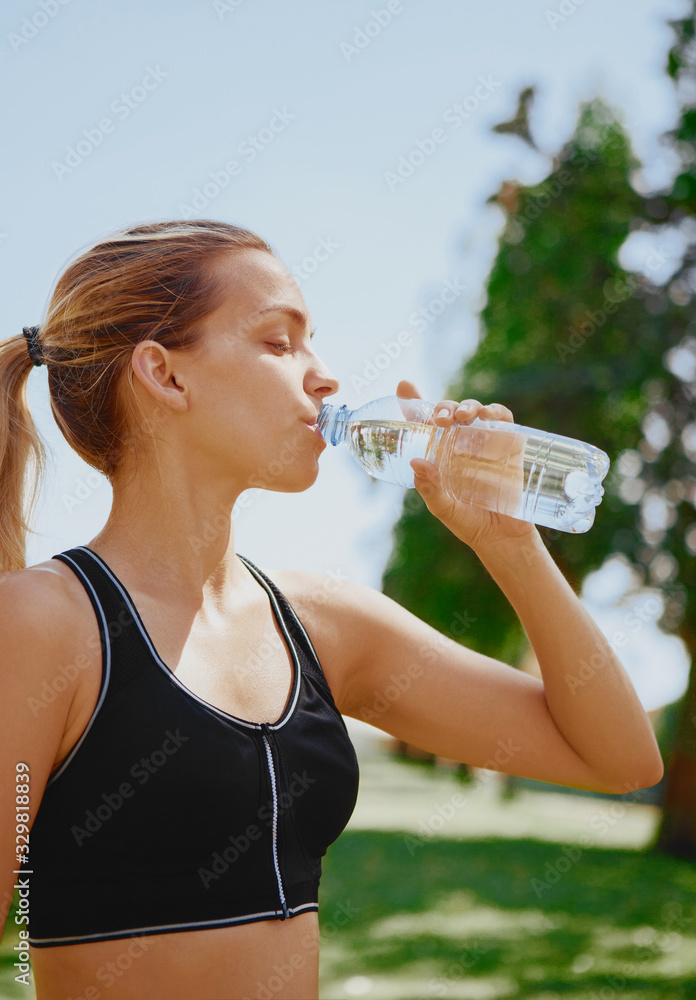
[{"x1": 382, "y1": 9, "x2": 696, "y2": 857}]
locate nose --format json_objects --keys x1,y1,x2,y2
[{"x1": 307, "y1": 353, "x2": 340, "y2": 398}]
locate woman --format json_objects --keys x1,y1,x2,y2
[{"x1": 1, "y1": 219, "x2": 662, "y2": 1000}]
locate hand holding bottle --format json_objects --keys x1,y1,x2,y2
[
  {"x1": 396, "y1": 380, "x2": 541, "y2": 553},
  {"x1": 317, "y1": 381, "x2": 609, "y2": 539}
]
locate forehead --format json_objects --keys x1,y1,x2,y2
[{"x1": 209, "y1": 249, "x2": 303, "y2": 322}]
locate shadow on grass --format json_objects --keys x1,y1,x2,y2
[{"x1": 318, "y1": 831, "x2": 696, "y2": 999}]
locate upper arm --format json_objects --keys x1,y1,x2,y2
[
  {"x1": 0, "y1": 571, "x2": 77, "y2": 938},
  {"x1": 279, "y1": 571, "x2": 628, "y2": 796}
]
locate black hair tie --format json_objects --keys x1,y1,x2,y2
[{"x1": 22, "y1": 326, "x2": 44, "y2": 367}]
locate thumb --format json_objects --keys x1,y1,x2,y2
[
  {"x1": 396, "y1": 379, "x2": 421, "y2": 399},
  {"x1": 395, "y1": 380, "x2": 433, "y2": 424}
]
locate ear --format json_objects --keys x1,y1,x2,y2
[{"x1": 130, "y1": 340, "x2": 189, "y2": 412}]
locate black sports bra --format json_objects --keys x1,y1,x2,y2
[{"x1": 27, "y1": 546, "x2": 360, "y2": 947}]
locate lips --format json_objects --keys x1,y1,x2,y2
[{"x1": 304, "y1": 420, "x2": 325, "y2": 445}]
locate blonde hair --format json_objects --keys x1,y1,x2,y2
[{"x1": 0, "y1": 219, "x2": 274, "y2": 572}]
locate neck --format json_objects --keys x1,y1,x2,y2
[{"x1": 87, "y1": 461, "x2": 251, "y2": 615}]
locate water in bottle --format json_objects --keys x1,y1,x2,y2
[{"x1": 317, "y1": 395, "x2": 610, "y2": 534}]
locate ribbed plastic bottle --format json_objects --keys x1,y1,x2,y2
[{"x1": 317, "y1": 394, "x2": 610, "y2": 534}]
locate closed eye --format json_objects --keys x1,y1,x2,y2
[{"x1": 268, "y1": 343, "x2": 292, "y2": 353}]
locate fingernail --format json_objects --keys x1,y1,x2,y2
[{"x1": 436, "y1": 408, "x2": 449, "y2": 418}]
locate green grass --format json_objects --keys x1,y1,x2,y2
[
  {"x1": 0, "y1": 901, "x2": 32, "y2": 1000},
  {"x1": 317, "y1": 831, "x2": 696, "y2": 999}
]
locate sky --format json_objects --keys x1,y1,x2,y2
[{"x1": 2, "y1": 0, "x2": 691, "y2": 711}]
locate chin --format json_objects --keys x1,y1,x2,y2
[
  {"x1": 248, "y1": 461, "x2": 321, "y2": 494},
  {"x1": 277, "y1": 468, "x2": 321, "y2": 494}
]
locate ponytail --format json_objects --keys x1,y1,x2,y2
[{"x1": 0, "y1": 335, "x2": 48, "y2": 572}]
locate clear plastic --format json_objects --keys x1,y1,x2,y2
[{"x1": 317, "y1": 394, "x2": 610, "y2": 534}]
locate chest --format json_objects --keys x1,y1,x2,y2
[
  {"x1": 160, "y1": 597, "x2": 296, "y2": 724},
  {"x1": 59, "y1": 587, "x2": 298, "y2": 770}
]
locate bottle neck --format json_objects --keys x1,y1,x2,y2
[{"x1": 317, "y1": 402, "x2": 350, "y2": 446}]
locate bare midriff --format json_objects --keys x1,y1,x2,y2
[{"x1": 30, "y1": 913, "x2": 320, "y2": 999}]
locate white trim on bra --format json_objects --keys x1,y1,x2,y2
[
  {"x1": 27, "y1": 901, "x2": 319, "y2": 947},
  {"x1": 74, "y1": 545, "x2": 303, "y2": 733}
]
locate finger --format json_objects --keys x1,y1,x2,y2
[
  {"x1": 434, "y1": 399, "x2": 480, "y2": 423},
  {"x1": 433, "y1": 399, "x2": 466, "y2": 422},
  {"x1": 477, "y1": 402, "x2": 515, "y2": 422},
  {"x1": 410, "y1": 457, "x2": 441, "y2": 501},
  {"x1": 396, "y1": 381, "x2": 439, "y2": 424},
  {"x1": 437, "y1": 400, "x2": 515, "y2": 424},
  {"x1": 396, "y1": 380, "x2": 421, "y2": 399},
  {"x1": 410, "y1": 458, "x2": 458, "y2": 524}
]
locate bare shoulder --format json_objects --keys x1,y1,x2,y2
[
  {"x1": 0, "y1": 562, "x2": 92, "y2": 810},
  {"x1": 0, "y1": 558, "x2": 97, "y2": 689},
  {"x1": 0, "y1": 558, "x2": 83, "y2": 625}
]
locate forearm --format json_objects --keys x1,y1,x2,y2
[{"x1": 474, "y1": 528, "x2": 664, "y2": 790}]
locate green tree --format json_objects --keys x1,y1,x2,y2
[
  {"x1": 382, "y1": 13, "x2": 696, "y2": 858},
  {"x1": 647, "y1": 8, "x2": 696, "y2": 858}
]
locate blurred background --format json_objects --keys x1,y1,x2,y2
[{"x1": 2, "y1": 0, "x2": 696, "y2": 997}]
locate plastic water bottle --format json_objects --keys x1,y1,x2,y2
[{"x1": 317, "y1": 394, "x2": 610, "y2": 534}]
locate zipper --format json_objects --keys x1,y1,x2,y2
[{"x1": 261, "y1": 723, "x2": 289, "y2": 919}]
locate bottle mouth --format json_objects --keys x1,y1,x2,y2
[
  {"x1": 317, "y1": 402, "x2": 349, "y2": 446},
  {"x1": 316, "y1": 403, "x2": 331, "y2": 441}
]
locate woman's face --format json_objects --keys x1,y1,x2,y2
[{"x1": 171, "y1": 248, "x2": 340, "y2": 495}]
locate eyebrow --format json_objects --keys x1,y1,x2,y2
[{"x1": 254, "y1": 306, "x2": 316, "y2": 338}]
